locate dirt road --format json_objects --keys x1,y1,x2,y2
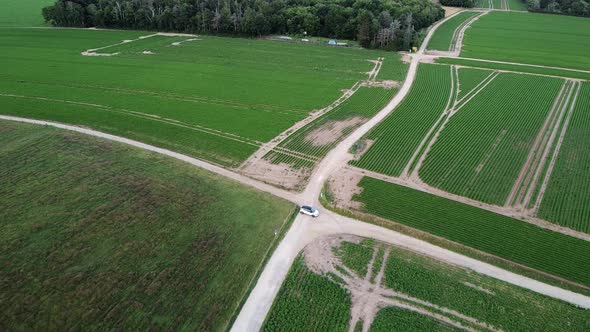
[{"x1": 232, "y1": 210, "x2": 590, "y2": 331}]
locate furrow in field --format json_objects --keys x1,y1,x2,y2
[
  {"x1": 418, "y1": 73, "x2": 564, "y2": 205},
  {"x1": 403, "y1": 65, "x2": 458, "y2": 178},
  {"x1": 505, "y1": 79, "x2": 574, "y2": 209},
  {"x1": 0, "y1": 93, "x2": 263, "y2": 147},
  {"x1": 350, "y1": 64, "x2": 452, "y2": 178},
  {"x1": 535, "y1": 83, "x2": 588, "y2": 231}
]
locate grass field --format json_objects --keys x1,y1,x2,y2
[
  {"x1": 0, "y1": 0, "x2": 53, "y2": 27},
  {"x1": 420, "y1": 73, "x2": 563, "y2": 205},
  {"x1": 0, "y1": 120, "x2": 296, "y2": 331},
  {"x1": 263, "y1": 238, "x2": 590, "y2": 331},
  {"x1": 350, "y1": 64, "x2": 452, "y2": 176},
  {"x1": 353, "y1": 177, "x2": 590, "y2": 286},
  {"x1": 0, "y1": 27, "x2": 398, "y2": 166},
  {"x1": 462, "y1": 11, "x2": 590, "y2": 70},
  {"x1": 427, "y1": 11, "x2": 481, "y2": 51},
  {"x1": 538, "y1": 82, "x2": 590, "y2": 232}
]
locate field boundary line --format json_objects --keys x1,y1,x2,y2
[
  {"x1": 530, "y1": 81, "x2": 582, "y2": 215},
  {"x1": 401, "y1": 65, "x2": 457, "y2": 178},
  {"x1": 455, "y1": 70, "x2": 496, "y2": 105},
  {"x1": 520, "y1": 82, "x2": 576, "y2": 209},
  {"x1": 452, "y1": 57, "x2": 590, "y2": 75},
  {"x1": 0, "y1": 93, "x2": 264, "y2": 147},
  {"x1": 0, "y1": 115, "x2": 302, "y2": 204},
  {"x1": 346, "y1": 165, "x2": 590, "y2": 242},
  {"x1": 452, "y1": 71, "x2": 499, "y2": 114},
  {"x1": 505, "y1": 80, "x2": 571, "y2": 208}
]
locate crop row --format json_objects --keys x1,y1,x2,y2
[
  {"x1": 351, "y1": 64, "x2": 452, "y2": 177},
  {"x1": 375, "y1": 55, "x2": 409, "y2": 81},
  {"x1": 268, "y1": 86, "x2": 395, "y2": 163},
  {"x1": 262, "y1": 257, "x2": 351, "y2": 331},
  {"x1": 461, "y1": 11, "x2": 590, "y2": 71},
  {"x1": 354, "y1": 176, "x2": 590, "y2": 286},
  {"x1": 456, "y1": 67, "x2": 493, "y2": 100},
  {"x1": 263, "y1": 237, "x2": 590, "y2": 331},
  {"x1": 264, "y1": 150, "x2": 316, "y2": 169},
  {"x1": 538, "y1": 82, "x2": 590, "y2": 233},
  {"x1": 428, "y1": 11, "x2": 481, "y2": 52},
  {"x1": 0, "y1": 28, "x2": 386, "y2": 166},
  {"x1": 419, "y1": 73, "x2": 564, "y2": 205}
]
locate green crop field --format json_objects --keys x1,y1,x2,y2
[
  {"x1": 462, "y1": 11, "x2": 590, "y2": 70},
  {"x1": 420, "y1": 73, "x2": 563, "y2": 205},
  {"x1": 375, "y1": 55, "x2": 409, "y2": 81},
  {"x1": 427, "y1": 11, "x2": 481, "y2": 51},
  {"x1": 0, "y1": 120, "x2": 296, "y2": 330},
  {"x1": 0, "y1": 0, "x2": 53, "y2": 27},
  {"x1": 353, "y1": 177, "x2": 590, "y2": 286},
  {"x1": 263, "y1": 238, "x2": 590, "y2": 331},
  {"x1": 268, "y1": 87, "x2": 396, "y2": 168},
  {"x1": 350, "y1": 64, "x2": 452, "y2": 176},
  {"x1": 0, "y1": 27, "x2": 397, "y2": 166},
  {"x1": 456, "y1": 67, "x2": 492, "y2": 100},
  {"x1": 438, "y1": 57, "x2": 590, "y2": 80},
  {"x1": 538, "y1": 82, "x2": 590, "y2": 232}
]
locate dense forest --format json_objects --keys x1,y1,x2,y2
[
  {"x1": 42, "y1": 0, "x2": 445, "y2": 50},
  {"x1": 528, "y1": 0, "x2": 590, "y2": 16},
  {"x1": 439, "y1": 0, "x2": 474, "y2": 7}
]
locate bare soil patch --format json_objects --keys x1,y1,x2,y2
[
  {"x1": 240, "y1": 158, "x2": 310, "y2": 191},
  {"x1": 443, "y1": 6, "x2": 463, "y2": 17},
  {"x1": 304, "y1": 116, "x2": 365, "y2": 147},
  {"x1": 327, "y1": 168, "x2": 364, "y2": 210},
  {"x1": 303, "y1": 235, "x2": 499, "y2": 332},
  {"x1": 361, "y1": 80, "x2": 400, "y2": 89}
]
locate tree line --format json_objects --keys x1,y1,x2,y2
[
  {"x1": 439, "y1": 0, "x2": 474, "y2": 7},
  {"x1": 42, "y1": 0, "x2": 445, "y2": 50},
  {"x1": 527, "y1": 0, "x2": 589, "y2": 16}
]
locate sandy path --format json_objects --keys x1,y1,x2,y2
[{"x1": 232, "y1": 209, "x2": 590, "y2": 331}]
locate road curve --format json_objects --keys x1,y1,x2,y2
[
  {"x1": 0, "y1": 115, "x2": 302, "y2": 205},
  {"x1": 231, "y1": 210, "x2": 590, "y2": 332}
]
